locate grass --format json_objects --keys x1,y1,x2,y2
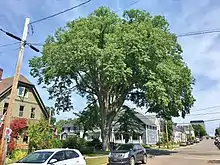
[{"x1": 86, "y1": 157, "x2": 108, "y2": 165}]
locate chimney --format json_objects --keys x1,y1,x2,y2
[{"x1": 0, "y1": 68, "x2": 3, "y2": 81}]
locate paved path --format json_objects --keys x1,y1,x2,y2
[{"x1": 147, "y1": 139, "x2": 220, "y2": 165}]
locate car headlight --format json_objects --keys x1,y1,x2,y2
[
  {"x1": 108, "y1": 152, "x2": 112, "y2": 157},
  {"x1": 123, "y1": 152, "x2": 130, "y2": 158}
]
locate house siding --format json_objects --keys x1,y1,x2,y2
[{"x1": 0, "y1": 88, "x2": 45, "y2": 121}]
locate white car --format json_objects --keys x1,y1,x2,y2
[{"x1": 11, "y1": 148, "x2": 86, "y2": 165}]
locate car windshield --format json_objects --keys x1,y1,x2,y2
[
  {"x1": 117, "y1": 144, "x2": 133, "y2": 151},
  {"x1": 17, "y1": 151, "x2": 54, "y2": 163}
]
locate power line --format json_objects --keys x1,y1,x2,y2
[
  {"x1": 176, "y1": 118, "x2": 220, "y2": 124},
  {"x1": 192, "y1": 105, "x2": 220, "y2": 112},
  {"x1": 0, "y1": 27, "x2": 40, "y2": 53},
  {"x1": 29, "y1": 0, "x2": 91, "y2": 25},
  {"x1": 115, "y1": 0, "x2": 143, "y2": 13},
  {"x1": 187, "y1": 111, "x2": 220, "y2": 116},
  {"x1": 177, "y1": 29, "x2": 220, "y2": 37},
  {"x1": 0, "y1": 42, "x2": 19, "y2": 48}
]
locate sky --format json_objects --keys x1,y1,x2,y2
[{"x1": 0, "y1": 0, "x2": 220, "y2": 135}]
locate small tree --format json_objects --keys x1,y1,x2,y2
[
  {"x1": 115, "y1": 105, "x2": 144, "y2": 143},
  {"x1": 163, "y1": 120, "x2": 173, "y2": 143},
  {"x1": 76, "y1": 103, "x2": 101, "y2": 139},
  {"x1": 0, "y1": 118, "x2": 27, "y2": 153},
  {"x1": 28, "y1": 120, "x2": 61, "y2": 153},
  {"x1": 192, "y1": 124, "x2": 207, "y2": 138},
  {"x1": 215, "y1": 128, "x2": 220, "y2": 136}
]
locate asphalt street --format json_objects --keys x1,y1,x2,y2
[{"x1": 147, "y1": 139, "x2": 220, "y2": 165}]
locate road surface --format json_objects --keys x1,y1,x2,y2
[{"x1": 147, "y1": 139, "x2": 220, "y2": 165}]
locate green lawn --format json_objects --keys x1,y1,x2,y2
[{"x1": 86, "y1": 157, "x2": 108, "y2": 165}]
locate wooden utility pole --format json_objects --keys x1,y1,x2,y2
[
  {"x1": 0, "y1": 18, "x2": 30, "y2": 165},
  {"x1": 165, "y1": 120, "x2": 169, "y2": 149},
  {"x1": 49, "y1": 109, "x2": 52, "y2": 125}
]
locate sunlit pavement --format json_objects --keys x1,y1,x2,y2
[{"x1": 146, "y1": 139, "x2": 220, "y2": 165}]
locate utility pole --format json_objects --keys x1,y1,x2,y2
[
  {"x1": 0, "y1": 18, "x2": 30, "y2": 165},
  {"x1": 165, "y1": 120, "x2": 169, "y2": 149},
  {"x1": 49, "y1": 109, "x2": 52, "y2": 125}
]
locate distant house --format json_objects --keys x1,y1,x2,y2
[
  {"x1": 176, "y1": 123, "x2": 195, "y2": 138},
  {"x1": 173, "y1": 125, "x2": 187, "y2": 143},
  {"x1": 60, "y1": 112, "x2": 159, "y2": 145},
  {"x1": 0, "y1": 69, "x2": 49, "y2": 148}
]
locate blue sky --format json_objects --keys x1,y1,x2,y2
[{"x1": 0, "y1": 0, "x2": 220, "y2": 135}]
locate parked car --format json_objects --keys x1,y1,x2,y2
[
  {"x1": 179, "y1": 142, "x2": 187, "y2": 146},
  {"x1": 195, "y1": 138, "x2": 200, "y2": 143},
  {"x1": 108, "y1": 143, "x2": 147, "y2": 165},
  {"x1": 10, "y1": 148, "x2": 86, "y2": 165}
]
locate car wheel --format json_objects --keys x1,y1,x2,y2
[
  {"x1": 130, "y1": 157, "x2": 135, "y2": 165},
  {"x1": 142, "y1": 154, "x2": 147, "y2": 164}
]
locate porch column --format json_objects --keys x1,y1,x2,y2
[
  {"x1": 84, "y1": 136, "x2": 88, "y2": 141},
  {"x1": 146, "y1": 126, "x2": 148, "y2": 144},
  {"x1": 130, "y1": 136, "x2": 133, "y2": 143},
  {"x1": 139, "y1": 136, "x2": 142, "y2": 144},
  {"x1": 121, "y1": 134, "x2": 124, "y2": 144}
]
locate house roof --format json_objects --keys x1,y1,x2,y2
[
  {"x1": 174, "y1": 126, "x2": 185, "y2": 133},
  {"x1": 62, "y1": 123, "x2": 74, "y2": 128},
  {"x1": 0, "y1": 74, "x2": 49, "y2": 118},
  {"x1": 0, "y1": 75, "x2": 32, "y2": 95},
  {"x1": 135, "y1": 113, "x2": 156, "y2": 126}
]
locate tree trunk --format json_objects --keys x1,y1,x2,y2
[
  {"x1": 101, "y1": 126, "x2": 109, "y2": 151},
  {"x1": 82, "y1": 129, "x2": 87, "y2": 139}
]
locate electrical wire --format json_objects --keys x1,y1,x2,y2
[
  {"x1": 115, "y1": 0, "x2": 143, "y2": 13},
  {"x1": 187, "y1": 111, "x2": 220, "y2": 116},
  {"x1": 0, "y1": 42, "x2": 20, "y2": 48},
  {"x1": 177, "y1": 29, "x2": 220, "y2": 37},
  {"x1": 176, "y1": 118, "x2": 220, "y2": 124},
  {"x1": 29, "y1": 0, "x2": 91, "y2": 25}
]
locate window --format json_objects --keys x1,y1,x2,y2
[
  {"x1": 65, "y1": 150, "x2": 79, "y2": 159},
  {"x1": 67, "y1": 127, "x2": 71, "y2": 132},
  {"x1": 30, "y1": 108, "x2": 35, "y2": 119},
  {"x1": 3, "y1": 103, "x2": 8, "y2": 114},
  {"x1": 17, "y1": 87, "x2": 28, "y2": 98},
  {"x1": 51, "y1": 151, "x2": 65, "y2": 162},
  {"x1": 19, "y1": 106, "x2": 24, "y2": 117},
  {"x1": 23, "y1": 136, "x2": 28, "y2": 143},
  {"x1": 17, "y1": 152, "x2": 54, "y2": 163}
]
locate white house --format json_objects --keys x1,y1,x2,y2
[
  {"x1": 173, "y1": 126, "x2": 187, "y2": 143},
  {"x1": 176, "y1": 123, "x2": 195, "y2": 138},
  {"x1": 60, "y1": 112, "x2": 159, "y2": 145}
]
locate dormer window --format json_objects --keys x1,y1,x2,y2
[{"x1": 17, "y1": 87, "x2": 28, "y2": 98}]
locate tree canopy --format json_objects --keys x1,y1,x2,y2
[
  {"x1": 75, "y1": 103, "x2": 101, "y2": 138},
  {"x1": 192, "y1": 124, "x2": 207, "y2": 138},
  {"x1": 115, "y1": 105, "x2": 145, "y2": 143},
  {"x1": 28, "y1": 120, "x2": 61, "y2": 153},
  {"x1": 215, "y1": 127, "x2": 220, "y2": 136},
  {"x1": 29, "y1": 7, "x2": 195, "y2": 149}
]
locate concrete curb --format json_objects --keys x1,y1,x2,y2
[{"x1": 85, "y1": 155, "x2": 108, "y2": 159}]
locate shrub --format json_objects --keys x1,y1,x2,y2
[
  {"x1": 87, "y1": 139, "x2": 102, "y2": 150},
  {"x1": 62, "y1": 135, "x2": 87, "y2": 150},
  {"x1": 11, "y1": 150, "x2": 27, "y2": 161}
]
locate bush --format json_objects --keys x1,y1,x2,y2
[
  {"x1": 11, "y1": 150, "x2": 27, "y2": 161},
  {"x1": 62, "y1": 135, "x2": 87, "y2": 150},
  {"x1": 87, "y1": 139, "x2": 102, "y2": 150}
]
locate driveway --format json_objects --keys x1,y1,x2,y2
[{"x1": 146, "y1": 139, "x2": 220, "y2": 165}]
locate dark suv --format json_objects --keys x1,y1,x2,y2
[{"x1": 108, "y1": 143, "x2": 147, "y2": 165}]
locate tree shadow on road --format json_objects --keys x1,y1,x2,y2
[{"x1": 146, "y1": 148, "x2": 178, "y2": 156}]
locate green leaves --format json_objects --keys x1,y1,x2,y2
[
  {"x1": 29, "y1": 7, "x2": 195, "y2": 149},
  {"x1": 28, "y1": 120, "x2": 61, "y2": 151},
  {"x1": 192, "y1": 124, "x2": 207, "y2": 138}
]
